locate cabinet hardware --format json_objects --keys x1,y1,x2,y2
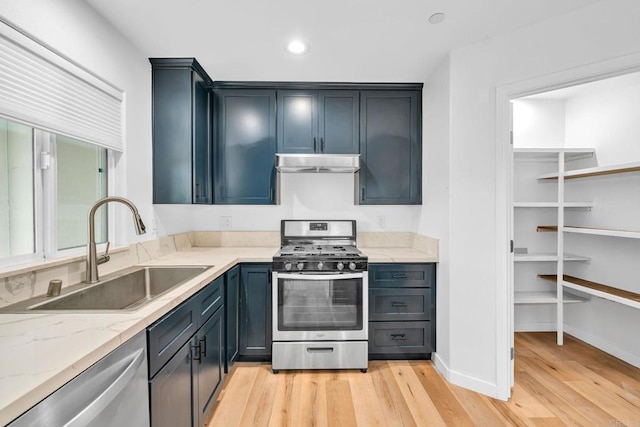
[
  {"x1": 392, "y1": 274, "x2": 408, "y2": 279},
  {"x1": 361, "y1": 188, "x2": 365, "y2": 201},
  {"x1": 200, "y1": 336, "x2": 207, "y2": 357},
  {"x1": 306, "y1": 347, "x2": 334, "y2": 353},
  {"x1": 390, "y1": 334, "x2": 406, "y2": 340},
  {"x1": 313, "y1": 137, "x2": 317, "y2": 151},
  {"x1": 321, "y1": 137, "x2": 325, "y2": 152},
  {"x1": 192, "y1": 342, "x2": 202, "y2": 362},
  {"x1": 390, "y1": 302, "x2": 407, "y2": 307}
]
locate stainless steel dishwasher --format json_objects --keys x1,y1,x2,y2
[{"x1": 9, "y1": 331, "x2": 149, "y2": 427}]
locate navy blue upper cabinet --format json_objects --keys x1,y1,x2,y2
[
  {"x1": 277, "y1": 90, "x2": 317, "y2": 153},
  {"x1": 277, "y1": 90, "x2": 359, "y2": 154},
  {"x1": 358, "y1": 90, "x2": 422, "y2": 205},
  {"x1": 214, "y1": 89, "x2": 277, "y2": 204},
  {"x1": 150, "y1": 58, "x2": 213, "y2": 204}
]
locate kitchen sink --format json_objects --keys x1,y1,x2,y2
[{"x1": 1, "y1": 266, "x2": 211, "y2": 313}]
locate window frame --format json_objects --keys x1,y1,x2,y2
[{"x1": 0, "y1": 119, "x2": 114, "y2": 268}]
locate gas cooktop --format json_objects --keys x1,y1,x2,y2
[{"x1": 273, "y1": 220, "x2": 367, "y2": 273}]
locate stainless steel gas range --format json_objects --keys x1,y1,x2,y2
[{"x1": 272, "y1": 220, "x2": 368, "y2": 373}]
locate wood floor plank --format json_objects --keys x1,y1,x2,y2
[
  {"x1": 390, "y1": 362, "x2": 447, "y2": 426},
  {"x1": 410, "y1": 361, "x2": 475, "y2": 427},
  {"x1": 206, "y1": 365, "x2": 259, "y2": 427},
  {"x1": 372, "y1": 361, "x2": 418, "y2": 426},
  {"x1": 515, "y1": 371, "x2": 598, "y2": 426},
  {"x1": 346, "y1": 370, "x2": 387, "y2": 426},
  {"x1": 448, "y1": 383, "x2": 513, "y2": 426},
  {"x1": 267, "y1": 372, "x2": 297, "y2": 427},
  {"x1": 326, "y1": 380, "x2": 358, "y2": 427},
  {"x1": 208, "y1": 333, "x2": 640, "y2": 427},
  {"x1": 518, "y1": 354, "x2": 616, "y2": 425},
  {"x1": 238, "y1": 365, "x2": 278, "y2": 427}
]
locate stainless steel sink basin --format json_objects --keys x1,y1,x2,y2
[{"x1": 1, "y1": 266, "x2": 210, "y2": 313}]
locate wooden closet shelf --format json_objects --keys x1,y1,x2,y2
[
  {"x1": 538, "y1": 274, "x2": 640, "y2": 309},
  {"x1": 538, "y1": 161, "x2": 640, "y2": 180},
  {"x1": 535, "y1": 225, "x2": 640, "y2": 238}
]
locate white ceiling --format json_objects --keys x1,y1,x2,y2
[{"x1": 86, "y1": 0, "x2": 602, "y2": 82}]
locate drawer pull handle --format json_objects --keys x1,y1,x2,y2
[
  {"x1": 391, "y1": 302, "x2": 407, "y2": 308},
  {"x1": 307, "y1": 347, "x2": 334, "y2": 353},
  {"x1": 390, "y1": 334, "x2": 407, "y2": 340},
  {"x1": 392, "y1": 274, "x2": 408, "y2": 279}
]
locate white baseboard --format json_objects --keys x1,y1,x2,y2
[
  {"x1": 564, "y1": 325, "x2": 640, "y2": 368},
  {"x1": 432, "y1": 352, "x2": 503, "y2": 399},
  {"x1": 515, "y1": 322, "x2": 556, "y2": 332}
]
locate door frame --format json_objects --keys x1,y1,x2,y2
[{"x1": 495, "y1": 51, "x2": 640, "y2": 400}]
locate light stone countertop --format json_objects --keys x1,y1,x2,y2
[{"x1": 0, "y1": 245, "x2": 435, "y2": 425}]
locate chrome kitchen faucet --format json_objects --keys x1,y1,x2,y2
[{"x1": 85, "y1": 196, "x2": 146, "y2": 284}]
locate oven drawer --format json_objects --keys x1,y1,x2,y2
[
  {"x1": 272, "y1": 341, "x2": 368, "y2": 370},
  {"x1": 368, "y1": 263, "x2": 435, "y2": 288},
  {"x1": 368, "y1": 321, "x2": 433, "y2": 354},
  {"x1": 369, "y1": 288, "x2": 432, "y2": 321}
]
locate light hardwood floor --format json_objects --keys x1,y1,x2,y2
[{"x1": 207, "y1": 333, "x2": 640, "y2": 426}]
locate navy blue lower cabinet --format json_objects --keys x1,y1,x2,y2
[
  {"x1": 368, "y1": 263, "x2": 436, "y2": 360},
  {"x1": 149, "y1": 339, "x2": 196, "y2": 427},
  {"x1": 195, "y1": 306, "x2": 224, "y2": 426},
  {"x1": 239, "y1": 264, "x2": 272, "y2": 359},
  {"x1": 225, "y1": 266, "x2": 240, "y2": 371},
  {"x1": 148, "y1": 278, "x2": 227, "y2": 426}
]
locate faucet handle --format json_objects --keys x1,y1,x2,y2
[{"x1": 97, "y1": 242, "x2": 111, "y2": 265}]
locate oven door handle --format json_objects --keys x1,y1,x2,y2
[{"x1": 275, "y1": 272, "x2": 364, "y2": 281}]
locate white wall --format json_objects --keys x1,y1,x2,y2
[
  {"x1": 438, "y1": 0, "x2": 640, "y2": 398},
  {"x1": 417, "y1": 58, "x2": 452, "y2": 370},
  {"x1": 0, "y1": 0, "x2": 152, "y2": 246},
  {"x1": 512, "y1": 99, "x2": 566, "y2": 148},
  {"x1": 565, "y1": 81, "x2": 640, "y2": 164},
  {"x1": 154, "y1": 173, "x2": 422, "y2": 235}
]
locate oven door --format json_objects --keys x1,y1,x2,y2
[{"x1": 272, "y1": 272, "x2": 368, "y2": 341}]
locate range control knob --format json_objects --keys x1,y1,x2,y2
[
  {"x1": 297, "y1": 262, "x2": 305, "y2": 271},
  {"x1": 284, "y1": 262, "x2": 292, "y2": 271},
  {"x1": 336, "y1": 262, "x2": 345, "y2": 271},
  {"x1": 349, "y1": 262, "x2": 357, "y2": 271},
  {"x1": 317, "y1": 262, "x2": 324, "y2": 270}
]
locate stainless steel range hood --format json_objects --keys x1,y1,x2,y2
[{"x1": 275, "y1": 154, "x2": 360, "y2": 173}]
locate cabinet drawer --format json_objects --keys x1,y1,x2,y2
[
  {"x1": 369, "y1": 288, "x2": 432, "y2": 321},
  {"x1": 147, "y1": 299, "x2": 198, "y2": 378},
  {"x1": 368, "y1": 321, "x2": 433, "y2": 355},
  {"x1": 369, "y1": 263, "x2": 435, "y2": 288},
  {"x1": 196, "y1": 276, "x2": 224, "y2": 327}
]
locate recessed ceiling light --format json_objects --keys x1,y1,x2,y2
[
  {"x1": 285, "y1": 40, "x2": 309, "y2": 55},
  {"x1": 428, "y1": 13, "x2": 446, "y2": 24}
]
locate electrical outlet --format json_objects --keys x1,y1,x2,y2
[
  {"x1": 376, "y1": 216, "x2": 386, "y2": 229},
  {"x1": 219, "y1": 216, "x2": 232, "y2": 230}
]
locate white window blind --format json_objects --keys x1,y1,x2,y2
[{"x1": 0, "y1": 20, "x2": 124, "y2": 151}]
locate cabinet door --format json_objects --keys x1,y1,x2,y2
[
  {"x1": 215, "y1": 89, "x2": 277, "y2": 204},
  {"x1": 277, "y1": 90, "x2": 318, "y2": 153},
  {"x1": 152, "y1": 66, "x2": 193, "y2": 204},
  {"x1": 194, "y1": 306, "x2": 224, "y2": 427},
  {"x1": 193, "y1": 78, "x2": 212, "y2": 204},
  {"x1": 359, "y1": 91, "x2": 421, "y2": 204},
  {"x1": 225, "y1": 265, "x2": 240, "y2": 371},
  {"x1": 318, "y1": 90, "x2": 359, "y2": 154},
  {"x1": 151, "y1": 59, "x2": 212, "y2": 205},
  {"x1": 239, "y1": 264, "x2": 272, "y2": 358},
  {"x1": 149, "y1": 339, "x2": 195, "y2": 427}
]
